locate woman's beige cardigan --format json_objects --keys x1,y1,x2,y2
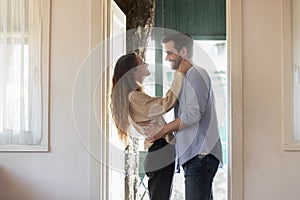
[{"x1": 128, "y1": 71, "x2": 185, "y2": 150}]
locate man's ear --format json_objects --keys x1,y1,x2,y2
[{"x1": 179, "y1": 46, "x2": 188, "y2": 58}]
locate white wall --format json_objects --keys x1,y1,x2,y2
[
  {"x1": 2, "y1": 0, "x2": 300, "y2": 200},
  {"x1": 0, "y1": 0, "x2": 92, "y2": 199},
  {"x1": 243, "y1": 0, "x2": 300, "y2": 199}
]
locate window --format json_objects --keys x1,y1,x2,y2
[
  {"x1": 282, "y1": 0, "x2": 300, "y2": 150},
  {"x1": 0, "y1": 0, "x2": 50, "y2": 151},
  {"x1": 292, "y1": 0, "x2": 300, "y2": 142}
]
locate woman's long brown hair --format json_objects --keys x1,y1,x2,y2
[{"x1": 110, "y1": 53, "x2": 141, "y2": 144}]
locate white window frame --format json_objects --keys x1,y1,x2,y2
[
  {"x1": 282, "y1": 0, "x2": 300, "y2": 151},
  {"x1": 0, "y1": 0, "x2": 50, "y2": 152}
]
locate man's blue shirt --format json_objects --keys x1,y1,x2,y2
[{"x1": 174, "y1": 66, "x2": 223, "y2": 169}]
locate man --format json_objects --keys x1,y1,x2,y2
[{"x1": 146, "y1": 32, "x2": 223, "y2": 200}]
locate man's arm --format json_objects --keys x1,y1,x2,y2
[{"x1": 145, "y1": 118, "x2": 188, "y2": 143}]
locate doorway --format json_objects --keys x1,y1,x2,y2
[{"x1": 101, "y1": 0, "x2": 244, "y2": 199}]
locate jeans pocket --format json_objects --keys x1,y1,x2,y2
[{"x1": 206, "y1": 155, "x2": 219, "y2": 179}]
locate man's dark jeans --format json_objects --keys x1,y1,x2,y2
[{"x1": 183, "y1": 154, "x2": 220, "y2": 200}]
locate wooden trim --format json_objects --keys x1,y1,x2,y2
[{"x1": 227, "y1": 0, "x2": 244, "y2": 199}]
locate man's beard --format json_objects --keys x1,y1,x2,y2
[{"x1": 171, "y1": 57, "x2": 183, "y2": 70}]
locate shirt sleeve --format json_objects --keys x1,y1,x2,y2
[
  {"x1": 179, "y1": 69, "x2": 210, "y2": 126},
  {"x1": 129, "y1": 71, "x2": 185, "y2": 120}
]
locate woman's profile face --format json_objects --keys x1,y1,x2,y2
[{"x1": 134, "y1": 55, "x2": 151, "y2": 83}]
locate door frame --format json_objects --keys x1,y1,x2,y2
[
  {"x1": 90, "y1": 0, "x2": 244, "y2": 199},
  {"x1": 227, "y1": 0, "x2": 243, "y2": 199}
]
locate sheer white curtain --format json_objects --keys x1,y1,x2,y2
[{"x1": 0, "y1": 0, "x2": 42, "y2": 145}]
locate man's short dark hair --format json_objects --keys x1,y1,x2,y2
[{"x1": 161, "y1": 32, "x2": 193, "y2": 57}]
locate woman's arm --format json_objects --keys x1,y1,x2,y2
[{"x1": 130, "y1": 59, "x2": 191, "y2": 121}]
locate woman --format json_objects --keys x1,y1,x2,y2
[{"x1": 110, "y1": 52, "x2": 189, "y2": 200}]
